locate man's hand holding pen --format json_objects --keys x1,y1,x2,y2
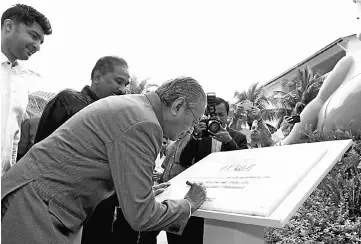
[{"x1": 184, "y1": 181, "x2": 207, "y2": 213}]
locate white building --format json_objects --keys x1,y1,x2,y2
[{"x1": 263, "y1": 34, "x2": 358, "y2": 96}]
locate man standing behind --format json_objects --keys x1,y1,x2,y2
[
  {"x1": 168, "y1": 96, "x2": 248, "y2": 244},
  {"x1": 34, "y1": 56, "x2": 130, "y2": 143},
  {"x1": 1, "y1": 4, "x2": 52, "y2": 175}
]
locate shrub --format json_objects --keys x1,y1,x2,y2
[{"x1": 265, "y1": 129, "x2": 361, "y2": 243}]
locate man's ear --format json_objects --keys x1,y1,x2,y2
[
  {"x1": 171, "y1": 97, "x2": 186, "y2": 115},
  {"x1": 92, "y1": 70, "x2": 101, "y2": 84},
  {"x1": 3, "y1": 19, "x2": 15, "y2": 33}
]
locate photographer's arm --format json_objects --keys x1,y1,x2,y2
[
  {"x1": 223, "y1": 130, "x2": 248, "y2": 151},
  {"x1": 222, "y1": 138, "x2": 239, "y2": 151}
]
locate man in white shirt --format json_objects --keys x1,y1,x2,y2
[{"x1": 1, "y1": 4, "x2": 52, "y2": 175}]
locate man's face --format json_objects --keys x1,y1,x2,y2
[
  {"x1": 5, "y1": 21, "x2": 45, "y2": 61},
  {"x1": 96, "y1": 65, "x2": 130, "y2": 98},
  {"x1": 165, "y1": 99, "x2": 206, "y2": 141},
  {"x1": 250, "y1": 120, "x2": 261, "y2": 141},
  {"x1": 214, "y1": 103, "x2": 228, "y2": 126}
]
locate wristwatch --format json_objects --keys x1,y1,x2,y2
[{"x1": 192, "y1": 131, "x2": 202, "y2": 140}]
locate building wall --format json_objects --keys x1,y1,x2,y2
[{"x1": 263, "y1": 40, "x2": 351, "y2": 97}]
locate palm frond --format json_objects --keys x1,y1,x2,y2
[
  {"x1": 129, "y1": 75, "x2": 154, "y2": 94},
  {"x1": 233, "y1": 82, "x2": 268, "y2": 109}
]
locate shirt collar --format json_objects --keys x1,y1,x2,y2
[
  {"x1": 1, "y1": 51, "x2": 19, "y2": 67},
  {"x1": 81, "y1": 85, "x2": 100, "y2": 103}
]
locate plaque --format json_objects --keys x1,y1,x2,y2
[{"x1": 156, "y1": 142, "x2": 328, "y2": 217}]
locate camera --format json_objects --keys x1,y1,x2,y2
[
  {"x1": 284, "y1": 115, "x2": 301, "y2": 124},
  {"x1": 291, "y1": 115, "x2": 301, "y2": 124},
  {"x1": 199, "y1": 92, "x2": 222, "y2": 137}
]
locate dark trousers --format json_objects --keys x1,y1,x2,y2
[
  {"x1": 137, "y1": 217, "x2": 204, "y2": 244},
  {"x1": 138, "y1": 231, "x2": 159, "y2": 244},
  {"x1": 81, "y1": 194, "x2": 139, "y2": 244},
  {"x1": 167, "y1": 216, "x2": 204, "y2": 244}
]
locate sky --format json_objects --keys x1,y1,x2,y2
[{"x1": 1, "y1": 0, "x2": 359, "y2": 101}]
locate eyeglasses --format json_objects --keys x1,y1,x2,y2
[{"x1": 185, "y1": 102, "x2": 200, "y2": 125}]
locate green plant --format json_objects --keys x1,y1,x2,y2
[
  {"x1": 265, "y1": 130, "x2": 361, "y2": 243},
  {"x1": 301, "y1": 73, "x2": 327, "y2": 105},
  {"x1": 265, "y1": 67, "x2": 325, "y2": 128},
  {"x1": 272, "y1": 67, "x2": 322, "y2": 107}
]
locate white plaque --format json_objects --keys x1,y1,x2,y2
[{"x1": 156, "y1": 142, "x2": 328, "y2": 217}]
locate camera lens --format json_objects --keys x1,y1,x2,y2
[{"x1": 209, "y1": 121, "x2": 221, "y2": 133}]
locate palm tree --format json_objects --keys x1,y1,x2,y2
[
  {"x1": 301, "y1": 72, "x2": 328, "y2": 104},
  {"x1": 231, "y1": 82, "x2": 272, "y2": 130},
  {"x1": 127, "y1": 75, "x2": 158, "y2": 94},
  {"x1": 266, "y1": 67, "x2": 322, "y2": 128},
  {"x1": 272, "y1": 67, "x2": 321, "y2": 108},
  {"x1": 233, "y1": 82, "x2": 269, "y2": 109}
]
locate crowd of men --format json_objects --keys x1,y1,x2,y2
[{"x1": 1, "y1": 3, "x2": 254, "y2": 244}]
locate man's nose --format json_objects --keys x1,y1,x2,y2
[
  {"x1": 33, "y1": 41, "x2": 41, "y2": 52},
  {"x1": 117, "y1": 87, "x2": 126, "y2": 95}
]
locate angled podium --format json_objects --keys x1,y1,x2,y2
[{"x1": 156, "y1": 140, "x2": 353, "y2": 244}]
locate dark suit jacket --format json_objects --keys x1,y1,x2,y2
[
  {"x1": 16, "y1": 117, "x2": 40, "y2": 161},
  {"x1": 180, "y1": 127, "x2": 248, "y2": 166},
  {"x1": 34, "y1": 86, "x2": 99, "y2": 144}
]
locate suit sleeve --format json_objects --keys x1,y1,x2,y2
[
  {"x1": 34, "y1": 95, "x2": 69, "y2": 144},
  {"x1": 107, "y1": 121, "x2": 190, "y2": 235},
  {"x1": 223, "y1": 131, "x2": 248, "y2": 151}
]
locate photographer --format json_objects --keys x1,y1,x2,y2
[
  {"x1": 167, "y1": 96, "x2": 247, "y2": 244},
  {"x1": 181, "y1": 96, "x2": 248, "y2": 164}
]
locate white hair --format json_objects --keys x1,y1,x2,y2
[{"x1": 156, "y1": 76, "x2": 206, "y2": 110}]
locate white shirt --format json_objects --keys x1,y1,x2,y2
[
  {"x1": 1, "y1": 52, "x2": 29, "y2": 176},
  {"x1": 154, "y1": 153, "x2": 165, "y2": 173},
  {"x1": 211, "y1": 124, "x2": 228, "y2": 153},
  {"x1": 211, "y1": 138, "x2": 222, "y2": 153}
]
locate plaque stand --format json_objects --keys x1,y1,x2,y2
[
  {"x1": 204, "y1": 219, "x2": 264, "y2": 244},
  {"x1": 192, "y1": 140, "x2": 352, "y2": 244}
]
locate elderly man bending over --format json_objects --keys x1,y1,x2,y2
[{"x1": 1, "y1": 76, "x2": 207, "y2": 244}]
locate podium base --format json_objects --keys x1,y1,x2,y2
[{"x1": 204, "y1": 219, "x2": 265, "y2": 244}]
